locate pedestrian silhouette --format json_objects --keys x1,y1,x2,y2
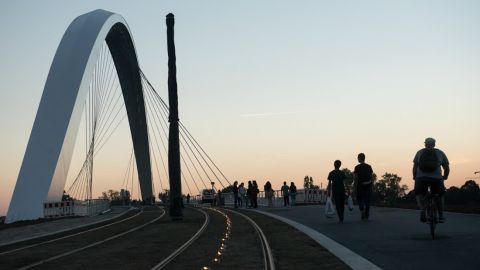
[
  {"x1": 290, "y1": 182, "x2": 297, "y2": 206},
  {"x1": 354, "y1": 153, "x2": 374, "y2": 220},
  {"x1": 328, "y1": 160, "x2": 348, "y2": 223},
  {"x1": 281, "y1": 181, "x2": 290, "y2": 207}
]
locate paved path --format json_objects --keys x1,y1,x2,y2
[
  {"x1": 0, "y1": 206, "x2": 131, "y2": 246},
  {"x1": 260, "y1": 205, "x2": 480, "y2": 270}
]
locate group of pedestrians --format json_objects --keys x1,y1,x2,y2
[
  {"x1": 229, "y1": 138, "x2": 450, "y2": 226},
  {"x1": 233, "y1": 180, "x2": 260, "y2": 208},
  {"x1": 231, "y1": 180, "x2": 297, "y2": 208},
  {"x1": 327, "y1": 137, "x2": 450, "y2": 224},
  {"x1": 327, "y1": 153, "x2": 373, "y2": 223},
  {"x1": 281, "y1": 181, "x2": 297, "y2": 207}
]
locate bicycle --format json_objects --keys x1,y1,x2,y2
[{"x1": 424, "y1": 191, "x2": 440, "y2": 240}]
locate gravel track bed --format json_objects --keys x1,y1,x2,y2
[
  {"x1": 0, "y1": 207, "x2": 160, "y2": 269},
  {"x1": 165, "y1": 206, "x2": 264, "y2": 270},
  {"x1": 0, "y1": 208, "x2": 141, "y2": 252},
  {"x1": 1, "y1": 206, "x2": 352, "y2": 270},
  {"x1": 33, "y1": 207, "x2": 204, "y2": 270}
]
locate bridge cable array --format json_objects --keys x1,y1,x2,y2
[
  {"x1": 140, "y1": 69, "x2": 232, "y2": 197},
  {"x1": 65, "y1": 42, "x2": 231, "y2": 202}
]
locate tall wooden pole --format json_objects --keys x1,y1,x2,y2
[{"x1": 166, "y1": 13, "x2": 183, "y2": 220}]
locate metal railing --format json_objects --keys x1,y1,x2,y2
[
  {"x1": 43, "y1": 199, "x2": 110, "y2": 218},
  {"x1": 216, "y1": 188, "x2": 328, "y2": 208}
]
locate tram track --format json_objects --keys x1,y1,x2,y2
[
  {"x1": 1, "y1": 205, "x2": 275, "y2": 270},
  {"x1": 0, "y1": 208, "x2": 143, "y2": 256},
  {"x1": 226, "y1": 208, "x2": 276, "y2": 270},
  {"x1": 150, "y1": 207, "x2": 210, "y2": 270},
  {"x1": 157, "y1": 205, "x2": 275, "y2": 270},
  {"x1": 0, "y1": 207, "x2": 138, "y2": 249},
  {"x1": 0, "y1": 206, "x2": 165, "y2": 270}
]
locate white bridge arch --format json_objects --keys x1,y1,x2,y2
[{"x1": 6, "y1": 10, "x2": 153, "y2": 223}]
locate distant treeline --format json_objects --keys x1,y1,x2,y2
[{"x1": 344, "y1": 170, "x2": 480, "y2": 213}]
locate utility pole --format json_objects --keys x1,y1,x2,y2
[{"x1": 166, "y1": 13, "x2": 183, "y2": 220}]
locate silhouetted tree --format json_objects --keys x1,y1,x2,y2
[
  {"x1": 443, "y1": 180, "x2": 480, "y2": 205},
  {"x1": 373, "y1": 173, "x2": 408, "y2": 205},
  {"x1": 100, "y1": 189, "x2": 121, "y2": 201},
  {"x1": 461, "y1": 180, "x2": 480, "y2": 192},
  {"x1": 463, "y1": 180, "x2": 480, "y2": 203},
  {"x1": 99, "y1": 189, "x2": 122, "y2": 205},
  {"x1": 401, "y1": 190, "x2": 416, "y2": 203},
  {"x1": 445, "y1": 186, "x2": 465, "y2": 204}
]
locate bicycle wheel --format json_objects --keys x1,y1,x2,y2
[{"x1": 429, "y1": 200, "x2": 436, "y2": 240}]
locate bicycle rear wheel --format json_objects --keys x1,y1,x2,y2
[{"x1": 429, "y1": 201, "x2": 436, "y2": 240}]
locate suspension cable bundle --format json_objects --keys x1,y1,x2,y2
[{"x1": 65, "y1": 43, "x2": 231, "y2": 202}]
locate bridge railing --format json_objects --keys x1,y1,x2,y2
[
  {"x1": 219, "y1": 188, "x2": 327, "y2": 207},
  {"x1": 44, "y1": 199, "x2": 110, "y2": 218}
]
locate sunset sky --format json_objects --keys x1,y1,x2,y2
[{"x1": 1, "y1": 1, "x2": 479, "y2": 215}]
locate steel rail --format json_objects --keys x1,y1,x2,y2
[
  {"x1": 227, "y1": 209, "x2": 276, "y2": 270},
  {"x1": 150, "y1": 207, "x2": 210, "y2": 270},
  {"x1": 0, "y1": 207, "x2": 136, "y2": 249},
  {"x1": 17, "y1": 207, "x2": 166, "y2": 270},
  {"x1": 0, "y1": 208, "x2": 143, "y2": 255}
]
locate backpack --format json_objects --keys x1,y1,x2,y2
[{"x1": 419, "y1": 148, "x2": 439, "y2": 172}]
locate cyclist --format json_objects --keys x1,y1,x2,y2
[{"x1": 413, "y1": 137, "x2": 450, "y2": 223}]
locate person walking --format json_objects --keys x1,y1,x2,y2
[
  {"x1": 238, "y1": 182, "x2": 246, "y2": 208},
  {"x1": 328, "y1": 160, "x2": 348, "y2": 223},
  {"x1": 354, "y1": 153, "x2": 374, "y2": 220},
  {"x1": 233, "y1": 181, "x2": 239, "y2": 208},
  {"x1": 413, "y1": 137, "x2": 449, "y2": 223},
  {"x1": 252, "y1": 180, "x2": 259, "y2": 208},
  {"x1": 281, "y1": 181, "x2": 290, "y2": 207},
  {"x1": 264, "y1": 181, "x2": 274, "y2": 207},
  {"x1": 246, "y1": 181, "x2": 253, "y2": 208},
  {"x1": 289, "y1": 182, "x2": 297, "y2": 206}
]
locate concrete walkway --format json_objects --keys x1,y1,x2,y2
[
  {"x1": 0, "y1": 206, "x2": 131, "y2": 246},
  {"x1": 259, "y1": 205, "x2": 480, "y2": 270}
]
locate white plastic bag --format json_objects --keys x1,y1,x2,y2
[
  {"x1": 325, "y1": 197, "x2": 336, "y2": 218},
  {"x1": 347, "y1": 195, "x2": 354, "y2": 211}
]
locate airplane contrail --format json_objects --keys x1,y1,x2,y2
[{"x1": 240, "y1": 110, "x2": 320, "y2": 117}]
